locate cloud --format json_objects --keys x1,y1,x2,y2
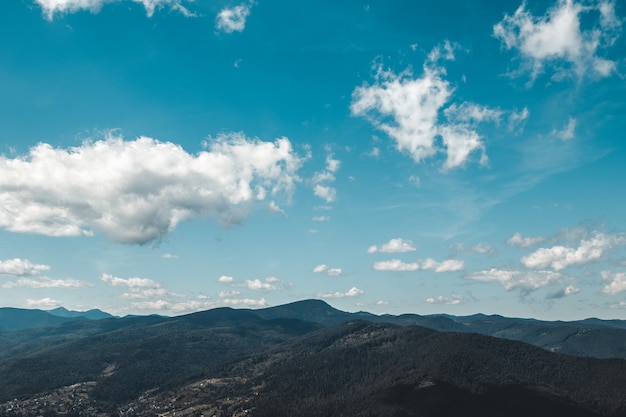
[
  {"x1": 468, "y1": 268, "x2": 566, "y2": 294},
  {"x1": 351, "y1": 44, "x2": 504, "y2": 170},
  {"x1": 451, "y1": 243, "x2": 495, "y2": 255},
  {"x1": 367, "y1": 238, "x2": 416, "y2": 254},
  {"x1": 101, "y1": 273, "x2": 167, "y2": 299},
  {"x1": 425, "y1": 294, "x2": 463, "y2": 305},
  {"x1": 0, "y1": 258, "x2": 50, "y2": 276},
  {"x1": 521, "y1": 232, "x2": 625, "y2": 270},
  {"x1": 0, "y1": 133, "x2": 302, "y2": 244},
  {"x1": 33, "y1": 0, "x2": 195, "y2": 20},
  {"x1": 215, "y1": 3, "x2": 252, "y2": 33},
  {"x1": 373, "y1": 259, "x2": 419, "y2": 272},
  {"x1": 312, "y1": 216, "x2": 330, "y2": 222},
  {"x1": 420, "y1": 258, "x2": 465, "y2": 272},
  {"x1": 318, "y1": 286, "x2": 364, "y2": 299},
  {"x1": 311, "y1": 152, "x2": 341, "y2": 203},
  {"x1": 552, "y1": 117, "x2": 577, "y2": 140},
  {"x1": 245, "y1": 277, "x2": 282, "y2": 291},
  {"x1": 268, "y1": 201, "x2": 287, "y2": 216},
  {"x1": 313, "y1": 264, "x2": 343, "y2": 276},
  {"x1": 507, "y1": 232, "x2": 547, "y2": 248},
  {"x1": 547, "y1": 284, "x2": 580, "y2": 299},
  {"x1": 2, "y1": 277, "x2": 90, "y2": 289},
  {"x1": 313, "y1": 185, "x2": 337, "y2": 203},
  {"x1": 218, "y1": 275, "x2": 234, "y2": 283},
  {"x1": 602, "y1": 271, "x2": 626, "y2": 295},
  {"x1": 25, "y1": 297, "x2": 62, "y2": 309},
  {"x1": 218, "y1": 290, "x2": 240, "y2": 298},
  {"x1": 493, "y1": 0, "x2": 621, "y2": 82},
  {"x1": 161, "y1": 253, "x2": 179, "y2": 259}
]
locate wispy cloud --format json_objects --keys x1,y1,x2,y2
[
  {"x1": 468, "y1": 268, "x2": 567, "y2": 295},
  {"x1": 0, "y1": 133, "x2": 303, "y2": 244}
]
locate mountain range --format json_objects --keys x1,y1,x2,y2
[{"x1": 0, "y1": 300, "x2": 625, "y2": 416}]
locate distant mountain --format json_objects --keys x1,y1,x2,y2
[
  {"x1": 46, "y1": 307, "x2": 115, "y2": 320},
  {"x1": 0, "y1": 307, "x2": 78, "y2": 332},
  {"x1": 247, "y1": 300, "x2": 626, "y2": 360},
  {"x1": 122, "y1": 321, "x2": 626, "y2": 417}
]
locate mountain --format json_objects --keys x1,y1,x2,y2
[
  {"x1": 0, "y1": 307, "x2": 79, "y2": 332},
  {"x1": 119, "y1": 321, "x2": 626, "y2": 417},
  {"x1": 46, "y1": 307, "x2": 115, "y2": 320},
  {"x1": 1, "y1": 303, "x2": 625, "y2": 416}
]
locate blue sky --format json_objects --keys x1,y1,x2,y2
[{"x1": 0, "y1": 0, "x2": 625, "y2": 319}]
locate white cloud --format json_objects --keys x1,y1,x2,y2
[
  {"x1": 451, "y1": 243, "x2": 495, "y2": 255},
  {"x1": 101, "y1": 273, "x2": 160, "y2": 288},
  {"x1": 161, "y1": 253, "x2": 179, "y2": 259},
  {"x1": 268, "y1": 201, "x2": 287, "y2": 216},
  {"x1": 313, "y1": 185, "x2": 337, "y2": 203},
  {"x1": 521, "y1": 232, "x2": 625, "y2": 270},
  {"x1": 425, "y1": 294, "x2": 463, "y2": 305},
  {"x1": 0, "y1": 258, "x2": 50, "y2": 276},
  {"x1": 351, "y1": 45, "x2": 503, "y2": 170},
  {"x1": 0, "y1": 133, "x2": 302, "y2": 244},
  {"x1": 215, "y1": 3, "x2": 251, "y2": 33},
  {"x1": 2, "y1": 277, "x2": 90, "y2": 289},
  {"x1": 101, "y1": 273, "x2": 167, "y2": 299},
  {"x1": 318, "y1": 286, "x2": 364, "y2": 299},
  {"x1": 218, "y1": 290, "x2": 240, "y2": 298},
  {"x1": 602, "y1": 271, "x2": 626, "y2": 295},
  {"x1": 311, "y1": 152, "x2": 340, "y2": 204},
  {"x1": 218, "y1": 275, "x2": 234, "y2": 283},
  {"x1": 552, "y1": 117, "x2": 577, "y2": 140},
  {"x1": 25, "y1": 297, "x2": 62, "y2": 309},
  {"x1": 420, "y1": 258, "x2": 465, "y2": 272},
  {"x1": 367, "y1": 238, "x2": 416, "y2": 254},
  {"x1": 493, "y1": 0, "x2": 621, "y2": 82},
  {"x1": 507, "y1": 232, "x2": 547, "y2": 248},
  {"x1": 246, "y1": 277, "x2": 281, "y2": 291},
  {"x1": 373, "y1": 259, "x2": 419, "y2": 272},
  {"x1": 218, "y1": 297, "x2": 268, "y2": 308},
  {"x1": 34, "y1": 0, "x2": 194, "y2": 20},
  {"x1": 313, "y1": 264, "x2": 343, "y2": 276},
  {"x1": 468, "y1": 268, "x2": 566, "y2": 294}
]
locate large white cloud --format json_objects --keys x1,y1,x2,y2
[
  {"x1": 468, "y1": 268, "x2": 566, "y2": 294},
  {"x1": 0, "y1": 258, "x2": 50, "y2": 276},
  {"x1": 367, "y1": 238, "x2": 416, "y2": 254},
  {"x1": 521, "y1": 233, "x2": 625, "y2": 270},
  {"x1": 34, "y1": 0, "x2": 194, "y2": 19},
  {"x1": 493, "y1": 0, "x2": 621, "y2": 82},
  {"x1": 351, "y1": 44, "x2": 504, "y2": 170},
  {"x1": 215, "y1": 3, "x2": 252, "y2": 33},
  {"x1": 0, "y1": 133, "x2": 302, "y2": 244}
]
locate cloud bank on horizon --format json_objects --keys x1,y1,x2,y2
[{"x1": 0, "y1": 0, "x2": 625, "y2": 318}]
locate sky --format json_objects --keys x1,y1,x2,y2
[{"x1": 0, "y1": 0, "x2": 625, "y2": 320}]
